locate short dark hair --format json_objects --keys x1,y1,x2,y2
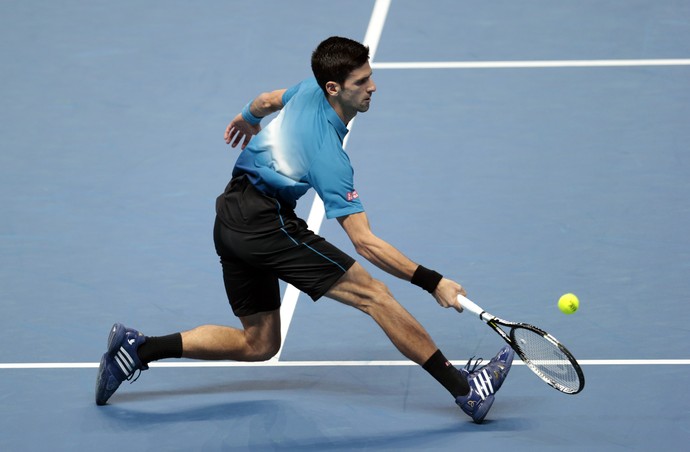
[{"x1": 311, "y1": 36, "x2": 370, "y2": 95}]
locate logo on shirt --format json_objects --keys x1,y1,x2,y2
[{"x1": 346, "y1": 190, "x2": 359, "y2": 201}]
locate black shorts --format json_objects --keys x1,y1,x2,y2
[{"x1": 213, "y1": 176, "x2": 356, "y2": 317}]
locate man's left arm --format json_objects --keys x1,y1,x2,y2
[{"x1": 338, "y1": 212, "x2": 465, "y2": 311}]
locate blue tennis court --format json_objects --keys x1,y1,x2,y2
[{"x1": 2, "y1": 0, "x2": 689, "y2": 450}]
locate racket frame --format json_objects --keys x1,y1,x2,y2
[{"x1": 458, "y1": 295, "x2": 585, "y2": 394}]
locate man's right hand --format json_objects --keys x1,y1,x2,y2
[{"x1": 224, "y1": 114, "x2": 261, "y2": 150}]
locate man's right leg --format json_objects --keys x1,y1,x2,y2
[
  {"x1": 324, "y1": 262, "x2": 440, "y2": 365},
  {"x1": 324, "y1": 262, "x2": 514, "y2": 423}
]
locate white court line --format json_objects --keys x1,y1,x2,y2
[
  {"x1": 1, "y1": 359, "x2": 689, "y2": 369},
  {"x1": 273, "y1": 0, "x2": 392, "y2": 361},
  {"x1": 372, "y1": 59, "x2": 690, "y2": 70}
]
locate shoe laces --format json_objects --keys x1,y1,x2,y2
[
  {"x1": 126, "y1": 369, "x2": 142, "y2": 384},
  {"x1": 463, "y1": 356, "x2": 484, "y2": 374}
]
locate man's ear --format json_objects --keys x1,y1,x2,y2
[{"x1": 325, "y1": 81, "x2": 340, "y2": 96}]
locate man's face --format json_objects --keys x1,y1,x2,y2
[{"x1": 339, "y1": 62, "x2": 376, "y2": 113}]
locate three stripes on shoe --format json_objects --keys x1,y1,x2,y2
[
  {"x1": 115, "y1": 342, "x2": 137, "y2": 377},
  {"x1": 471, "y1": 369, "x2": 495, "y2": 400}
]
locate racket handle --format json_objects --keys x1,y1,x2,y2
[{"x1": 457, "y1": 295, "x2": 484, "y2": 317}]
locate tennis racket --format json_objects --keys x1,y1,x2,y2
[{"x1": 458, "y1": 294, "x2": 585, "y2": 394}]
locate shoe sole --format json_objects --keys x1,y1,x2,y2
[
  {"x1": 493, "y1": 348, "x2": 515, "y2": 393},
  {"x1": 502, "y1": 348, "x2": 515, "y2": 370},
  {"x1": 472, "y1": 395, "x2": 495, "y2": 424},
  {"x1": 107, "y1": 323, "x2": 126, "y2": 355},
  {"x1": 95, "y1": 324, "x2": 126, "y2": 406}
]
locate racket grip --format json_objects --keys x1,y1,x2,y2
[{"x1": 457, "y1": 295, "x2": 484, "y2": 317}]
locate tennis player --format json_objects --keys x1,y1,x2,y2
[{"x1": 95, "y1": 36, "x2": 513, "y2": 423}]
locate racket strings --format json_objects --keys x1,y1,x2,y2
[{"x1": 512, "y1": 327, "x2": 582, "y2": 393}]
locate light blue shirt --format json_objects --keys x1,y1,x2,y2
[{"x1": 232, "y1": 78, "x2": 364, "y2": 219}]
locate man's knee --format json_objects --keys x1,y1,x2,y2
[
  {"x1": 328, "y1": 263, "x2": 397, "y2": 312},
  {"x1": 353, "y1": 277, "x2": 398, "y2": 315},
  {"x1": 246, "y1": 338, "x2": 281, "y2": 361},
  {"x1": 239, "y1": 309, "x2": 281, "y2": 361}
]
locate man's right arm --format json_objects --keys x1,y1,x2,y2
[
  {"x1": 224, "y1": 89, "x2": 287, "y2": 150},
  {"x1": 248, "y1": 89, "x2": 287, "y2": 118},
  {"x1": 337, "y1": 211, "x2": 465, "y2": 312}
]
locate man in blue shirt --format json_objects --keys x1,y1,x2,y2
[
  {"x1": 229, "y1": 76, "x2": 361, "y2": 219},
  {"x1": 95, "y1": 36, "x2": 514, "y2": 423}
]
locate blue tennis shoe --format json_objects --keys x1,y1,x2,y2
[
  {"x1": 455, "y1": 345, "x2": 514, "y2": 423},
  {"x1": 95, "y1": 323, "x2": 148, "y2": 405}
]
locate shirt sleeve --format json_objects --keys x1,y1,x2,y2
[
  {"x1": 307, "y1": 138, "x2": 364, "y2": 219},
  {"x1": 282, "y1": 78, "x2": 316, "y2": 105}
]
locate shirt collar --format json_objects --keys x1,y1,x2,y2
[{"x1": 322, "y1": 95, "x2": 349, "y2": 142}]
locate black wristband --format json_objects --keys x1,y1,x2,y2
[{"x1": 411, "y1": 265, "x2": 443, "y2": 293}]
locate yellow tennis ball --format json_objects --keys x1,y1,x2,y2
[{"x1": 558, "y1": 293, "x2": 579, "y2": 314}]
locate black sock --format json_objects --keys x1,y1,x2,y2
[
  {"x1": 137, "y1": 333, "x2": 183, "y2": 365},
  {"x1": 422, "y1": 349, "x2": 470, "y2": 398}
]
